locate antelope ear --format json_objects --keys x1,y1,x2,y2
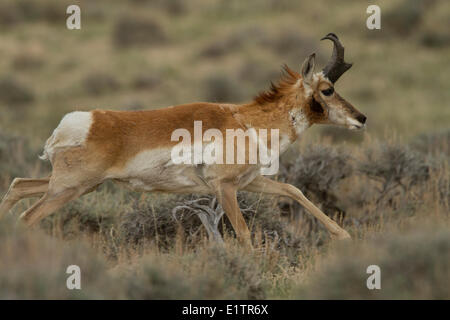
[{"x1": 301, "y1": 53, "x2": 316, "y2": 85}]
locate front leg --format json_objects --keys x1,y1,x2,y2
[
  {"x1": 213, "y1": 181, "x2": 252, "y2": 247},
  {"x1": 243, "y1": 175, "x2": 351, "y2": 240}
]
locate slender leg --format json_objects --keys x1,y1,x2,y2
[
  {"x1": 243, "y1": 176, "x2": 351, "y2": 240},
  {"x1": 215, "y1": 182, "x2": 252, "y2": 246},
  {"x1": 19, "y1": 187, "x2": 84, "y2": 227},
  {"x1": 0, "y1": 178, "x2": 50, "y2": 218}
]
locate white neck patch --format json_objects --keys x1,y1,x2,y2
[{"x1": 289, "y1": 108, "x2": 310, "y2": 138}]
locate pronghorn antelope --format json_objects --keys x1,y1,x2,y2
[{"x1": 0, "y1": 33, "x2": 366, "y2": 243}]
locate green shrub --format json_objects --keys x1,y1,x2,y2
[
  {"x1": 0, "y1": 2, "x2": 21, "y2": 27},
  {"x1": 0, "y1": 132, "x2": 39, "y2": 190},
  {"x1": 0, "y1": 216, "x2": 111, "y2": 299},
  {"x1": 0, "y1": 77, "x2": 34, "y2": 106},
  {"x1": 119, "y1": 192, "x2": 301, "y2": 252},
  {"x1": 263, "y1": 30, "x2": 316, "y2": 59},
  {"x1": 113, "y1": 15, "x2": 167, "y2": 48},
  {"x1": 12, "y1": 52, "x2": 45, "y2": 71},
  {"x1": 131, "y1": 74, "x2": 160, "y2": 90},
  {"x1": 120, "y1": 244, "x2": 266, "y2": 299},
  {"x1": 120, "y1": 194, "x2": 203, "y2": 249},
  {"x1": 410, "y1": 130, "x2": 450, "y2": 158},
  {"x1": 358, "y1": 143, "x2": 430, "y2": 205},
  {"x1": 199, "y1": 26, "x2": 263, "y2": 59},
  {"x1": 296, "y1": 228, "x2": 450, "y2": 299},
  {"x1": 384, "y1": 0, "x2": 427, "y2": 36},
  {"x1": 421, "y1": 32, "x2": 450, "y2": 48},
  {"x1": 82, "y1": 72, "x2": 120, "y2": 96},
  {"x1": 203, "y1": 74, "x2": 244, "y2": 103},
  {"x1": 279, "y1": 145, "x2": 353, "y2": 224},
  {"x1": 0, "y1": 0, "x2": 69, "y2": 27}
]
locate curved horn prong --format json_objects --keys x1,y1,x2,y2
[{"x1": 321, "y1": 33, "x2": 352, "y2": 83}]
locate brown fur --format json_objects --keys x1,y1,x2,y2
[
  {"x1": 254, "y1": 64, "x2": 301, "y2": 105},
  {"x1": 0, "y1": 55, "x2": 365, "y2": 244},
  {"x1": 85, "y1": 96, "x2": 298, "y2": 172},
  {"x1": 87, "y1": 103, "x2": 240, "y2": 169}
]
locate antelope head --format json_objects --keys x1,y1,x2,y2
[{"x1": 301, "y1": 33, "x2": 366, "y2": 130}]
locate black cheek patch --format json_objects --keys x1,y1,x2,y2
[{"x1": 311, "y1": 98, "x2": 324, "y2": 113}]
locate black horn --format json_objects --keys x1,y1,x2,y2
[{"x1": 321, "y1": 33, "x2": 352, "y2": 83}]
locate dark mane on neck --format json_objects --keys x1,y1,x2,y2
[{"x1": 253, "y1": 64, "x2": 301, "y2": 105}]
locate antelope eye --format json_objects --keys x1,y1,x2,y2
[{"x1": 321, "y1": 88, "x2": 334, "y2": 96}]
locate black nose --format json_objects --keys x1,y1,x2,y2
[{"x1": 357, "y1": 114, "x2": 367, "y2": 124}]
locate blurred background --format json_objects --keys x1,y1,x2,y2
[
  {"x1": 0, "y1": 0, "x2": 448, "y2": 147},
  {"x1": 0, "y1": 0, "x2": 449, "y2": 300}
]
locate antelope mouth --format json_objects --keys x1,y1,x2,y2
[
  {"x1": 346, "y1": 116, "x2": 366, "y2": 130},
  {"x1": 350, "y1": 123, "x2": 365, "y2": 130}
]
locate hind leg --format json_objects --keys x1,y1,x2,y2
[
  {"x1": 18, "y1": 182, "x2": 96, "y2": 227},
  {"x1": 0, "y1": 178, "x2": 50, "y2": 218},
  {"x1": 15, "y1": 143, "x2": 109, "y2": 227},
  {"x1": 18, "y1": 174, "x2": 103, "y2": 227}
]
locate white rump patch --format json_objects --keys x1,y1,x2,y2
[{"x1": 39, "y1": 111, "x2": 92, "y2": 161}]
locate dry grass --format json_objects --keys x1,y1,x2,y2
[
  {"x1": 295, "y1": 226, "x2": 450, "y2": 299},
  {"x1": 0, "y1": 132, "x2": 448, "y2": 299},
  {"x1": 0, "y1": 0, "x2": 448, "y2": 144},
  {"x1": 0, "y1": 0, "x2": 448, "y2": 299}
]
